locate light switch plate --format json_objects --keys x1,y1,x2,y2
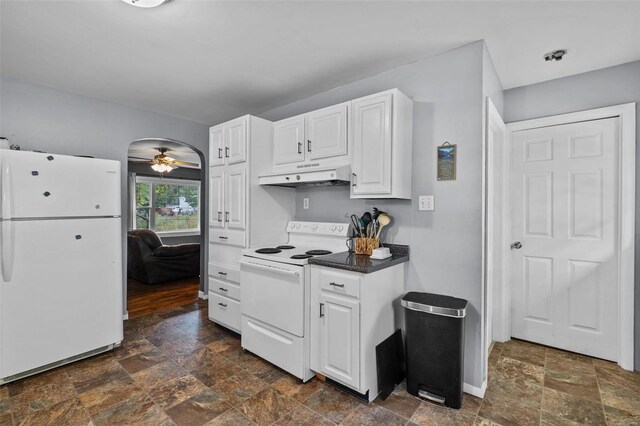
[
  {"x1": 419, "y1": 195, "x2": 434, "y2": 211},
  {"x1": 303, "y1": 198, "x2": 310, "y2": 209}
]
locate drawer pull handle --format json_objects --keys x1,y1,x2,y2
[
  {"x1": 329, "y1": 282, "x2": 345, "y2": 288},
  {"x1": 320, "y1": 303, "x2": 324, "y2": 318},
  {"x1": 218, "y1": 287, "x2": 228, "y2": 292},
  {"x1": 218, "y1": 271, "x2": 227, "y2": 276},
  {"x1": 218, "y1": 236, "x2": 228, "y2": 240},
  {"x1": 218, "y1": 302, "x2": 227, "y2": 308}
]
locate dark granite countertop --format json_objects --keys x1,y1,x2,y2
[{"x1": 308, "y1": 244, "x2": 409, "y2": 274}]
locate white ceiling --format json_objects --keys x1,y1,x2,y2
[{"x1": 1, "y1": 1, "x2": 639, "y2": 125}]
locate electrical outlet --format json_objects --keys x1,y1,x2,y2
[
  {"x1": 419, "y1": 195, "x2": 434, "y2": 211},
  {"x1": 303, "y1": 198, "x2": 310, "y2": 209}
]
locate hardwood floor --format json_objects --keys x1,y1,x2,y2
[{"x1": 127, "y1": 277, "x2": 200, "y2": 318}]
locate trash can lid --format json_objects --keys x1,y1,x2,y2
[{"x1": 401, "y1": 292, "x2": 468, "y2": 318}]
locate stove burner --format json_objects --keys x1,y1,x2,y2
[
  {"x1": 277, "y1": 245, "x2": 296, "y2": 250},
  {"x1": 255, "y1": 248, "x2": 282, "y2": 254},
  {"x1": 306, "y1": 250, "x2": 332, "y2": 256},
  {"x1": 291, "y1": 254, "x2": 313, "y2": 259}
]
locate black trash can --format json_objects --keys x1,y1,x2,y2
[{"x1": 401, "y1": 292, "x2": 468, "y2": 409}]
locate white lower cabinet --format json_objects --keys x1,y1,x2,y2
[
  {"x1": 316, "y1": 292, "x2": 360, "y2": 389},
  {"x1": 209, "y1": 293, "x2": 241, "y2": 333},
  {"x1": 208, "y1": 262, "x2": 241, "y2": 333},
  {"x1": 310, "y1": 264, "x2": 404, "y2": 402}
]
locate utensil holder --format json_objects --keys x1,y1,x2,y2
[{"x1": 355, "y1": 238, "x2": 380, "y2": 256}]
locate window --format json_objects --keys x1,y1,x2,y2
[{"x1": 134, "y1": 177, "x2": 200, "y2": 234}]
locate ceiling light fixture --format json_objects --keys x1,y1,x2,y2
[
  {"x1": 151, "y1": 163, "x2": 175, "y2": 173},
  {"x1": 544, "y1": 49, "x2": 567, "y2": 62},
  {"x1": 121, "y1": 0, "x2": 171, "y2": 8}
]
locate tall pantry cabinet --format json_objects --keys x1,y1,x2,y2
[{"x1": 208, "y1": 115, "x2": 294, "y2": 333}]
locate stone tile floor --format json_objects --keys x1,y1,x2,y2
[{"x1": 1, "y1": 300, "x2": 639, "y2": 425}]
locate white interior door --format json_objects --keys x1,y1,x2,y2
[
  {"x1": 510, "y1": 117, "x2": 619, "y2": 360},
  {"x1": 1, "y1": 218, "x2": 122, "y2": 378}
]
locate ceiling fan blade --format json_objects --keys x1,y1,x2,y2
[
  {"x1": 173, "y1": 160, "x2": 200, "y2": 167},
  {"x1": 129, "y1": 160, "x2": 153, "y2": 164},
  {"x1": 128, "y1": 156, "x2": 153, "y2": 161}
]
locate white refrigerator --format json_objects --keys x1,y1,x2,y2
[{"x1": 0, "y1": 150, "x2": 123, "y2": 384}]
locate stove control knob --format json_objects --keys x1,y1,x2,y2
[
  {"x1": 312, "y1": 225, "x2": 318, "y2": 231},
  {"x1": 331, "y1": 226, "x2": 336, "y2": 231},
  {"x1": 296, "y1": 223, "x2": 301, "y2": 229},
  {"x1": 338, "y1": 226, "x2": 344, "y2": 232}
]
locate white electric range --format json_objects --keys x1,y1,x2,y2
[{"x1": 240, "y1": 221, "x2": 350, "y2": 381}]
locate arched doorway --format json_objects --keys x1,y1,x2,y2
[{"x1": 125, "y1": 138, "x2": 206, "y2": 317}]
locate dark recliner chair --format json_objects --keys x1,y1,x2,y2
[{"x1": 127, "y1": 229, "x2": 200, "y2": 284}]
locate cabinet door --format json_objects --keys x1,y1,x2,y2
[
  {"x1": 209, "y1": 124, "x2": 225, "y2": 167},
  {"x1": 318, "y1": 292, "x2": 360, "y2": 389},
  {"x1": 351, "y1": 93, "x2": 392, "y2": 195},
  {"x1": 209, "y1": 168, "x2": 224, "y2": 228},
  {"x1": 306, "y1": 103, "x2": 348, "y2": 160},
  {"x1": 225, "y1": 165, "x2": 246, "y2": 230},
  {"x1": 273, "y1": 116, "x2": 305, "y2": 165},
  {"x1": 225, "y1": 116, "x2": 247, "y2": 164}
]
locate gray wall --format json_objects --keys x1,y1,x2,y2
[
  {"x1": 260, "y1": 42, "x2": 488, "y2": 389},
  {"x1": 0, "y1": 77, "x2": 210, "y2": 312},
  {"x1": 504, "y1": 60, "x2": 640, "y2": 370}
]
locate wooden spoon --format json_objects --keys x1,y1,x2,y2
[{"x1": 375, "y1": 213, "x2": 391, "y2": 241}]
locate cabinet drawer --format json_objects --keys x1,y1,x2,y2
[
  {"x1": 209, "y1": 293, "x2": 241, "y2": 333},
  {"x1": 209, "y1": 229, "x2": 245, "y2": 247},
  {"x1": 318, "y1": 269, "x2": 360, "y2": 298},
  {"x1": 209, "y1": 263, "x2": 240, "y2": 283},
  {"x1": 209, "y1": 277, "x2": 240, "y2": 301}
]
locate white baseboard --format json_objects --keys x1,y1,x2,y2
[
  {"x1": 464, "y1": 380, "x2": 487, "y2": 399},
  {"x1": 198, "y1": 291, "x2": 208, "y2": 300},
  {"x1": 122, "y1": 312, "x2": 129, "y2": 320}
]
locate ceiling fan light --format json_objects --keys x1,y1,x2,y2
[
  {"x1": 151, "y1": 163, "x2": 173, "y2": 173},
  {"x1": 121, "y1": 0, "x2": 171, "y2": 8}
]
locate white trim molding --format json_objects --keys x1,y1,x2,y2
[
  {"x1": 464, "y1": 380, "x2": 487, "y2": 399},
  {"x1": 506, "y1": 102, "x2": 636, "y2": 371}
]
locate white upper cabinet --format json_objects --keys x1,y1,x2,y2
[
  {"x1": 306, "y1": 103, "x2": 348, "y2": 161},
  {"x1": 209, "y1": 125, "x2": 225, "y2": 167},
  {"x1": 351, "y1": 94, "x2": 392, "y2": 196},
  {"x1": 350, "y1": 89, "x2": 413, "y2": 199},
  {"x1": 209, "y1": 116, "x2": 248, "y2": 167},
  {"x1": 273, "y1": 116, "x2": 305, "y2": 165},
  {"x1": 226, "y1": 116, "x2": 247, "y2": 164}
]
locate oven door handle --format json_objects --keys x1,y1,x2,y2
[{"x1": 240, "y1": 260, "x2": 300, "y2": 276}]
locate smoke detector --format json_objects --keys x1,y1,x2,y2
[
  {"x1": 544, "y1": 49, "x2": 567, "y2": 62},
  {"x1": 121, "y1": 0, "x2": 171, "y2": 8}
]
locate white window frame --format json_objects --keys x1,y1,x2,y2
[{"x1": 134, "y1": 176, "x2": 201, "y2": 237}]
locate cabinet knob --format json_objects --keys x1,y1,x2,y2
[
  {"x1": 307, "y1": 140, "x2": 311, "y2": 152},
  {"x1": 298, "y1": 142, "x2": 302, "y2": 154}
]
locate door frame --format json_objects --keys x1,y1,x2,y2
[{"x1": 488, "y1": 103, "x2": 636, "y2": 370}]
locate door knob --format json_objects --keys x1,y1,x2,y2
[{"x1": 511, "y1": 241, "x2": 522, "y2": 249}]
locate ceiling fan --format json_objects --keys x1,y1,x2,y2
[{"x1": 129, "y1": 148, "x2": 199, "y2": 173}]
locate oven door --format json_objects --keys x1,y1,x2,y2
[{"x1": 240, "y1": 257, "x2": 305, "y2": 337}]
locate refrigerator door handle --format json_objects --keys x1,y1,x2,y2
[
  {"x1": 1, "y1": 220, "x2": 14, "y2": 282},
  {"x1": 1, "y1": 161, "x2": 14, "y2": 281},
  {"x1": 2, "y1": 160, "x2": 12, "y2": 220}
]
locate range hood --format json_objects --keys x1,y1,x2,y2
[{"x1": 259, "y1": 165, "x2": 351, "y2": 188}]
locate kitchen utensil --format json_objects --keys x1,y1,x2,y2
[
  {"x1": 361, "y1": 212, "x2": 372, "y2": 231},
  {"x1": 375, "y1": 213, "x2": 391, "y2": 240},
  {"x1": 373, "y1": 207, "x2": 386, "y2": 220},
  {"x1": 350, "y1": 214, "x2": 362, "y2": 237}
]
